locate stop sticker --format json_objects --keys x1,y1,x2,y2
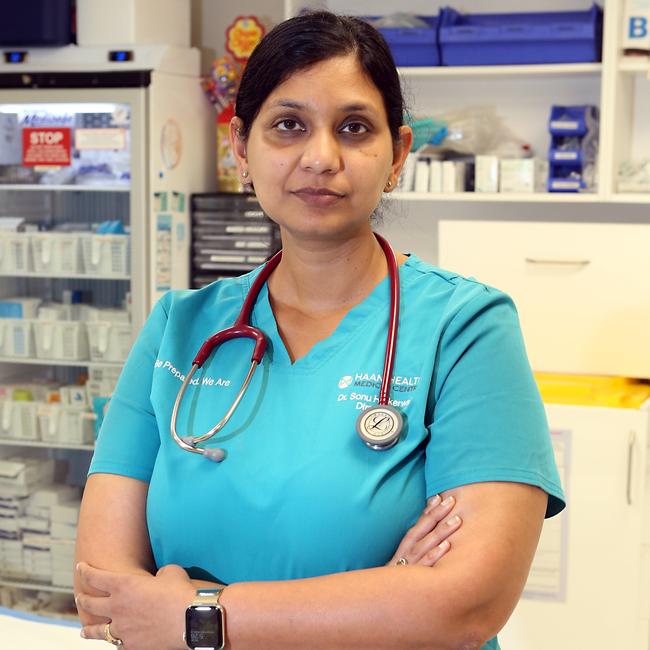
[{"x1": 23, "y1": 127, "x2": 72, "y2": 166}]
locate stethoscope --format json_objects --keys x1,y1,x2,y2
[{"x1": 170, "y1": 232, "x2": 403, "y2": 462}]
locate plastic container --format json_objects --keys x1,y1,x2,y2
[
  {"x1": 0, "y1": 400, "x2": 40, "y2": 441},
  {"x1": 0, "y1": 233, "x2": 31, "y2": 273},
  {"x1": 34, "y1": 320, "x2": 89, "y2": 361},
  {"x1": 370, "y1": 16, "x2": 440, "y2": 67},
  {"x1": 535, "y1": 373, "x2": 650, "y2": 408},
  {"x1": 548, "y1": 105, "x2": 598, "y2": 136},
  {"x1": 31, "y1": 233, "x2": 84, "y2": 275},
  {"x1": 439, "y1": 4, "x2": 603, "y2": 66},
  {"x1": 81, "y1": 233, "x2": 130, "y2": 276},
  {"x1": 0, "y1": 319, "x2": 35, "y2": 357},
  {"x1": 38, "y1": 405, "x2": 95, "y2": 445},
  {"x1": 86, "y1": 321, "x2": 133, "y2": 362}
]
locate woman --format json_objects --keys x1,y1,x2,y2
[{"x1": 74, "y1": 11, "x2": 564, "y2": 650}]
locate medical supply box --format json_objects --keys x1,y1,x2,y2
[
  {"x1": 438, "y1": 4, "x2": 603, "y2": 66},
  {"x1": 366, "y1": 16, "x2": 440, "y2": 66}
]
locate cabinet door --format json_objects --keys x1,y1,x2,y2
[
  {"x1": 499, "y1": 404, "x2": 649, "y2": 650},
  {"x1": 438, "y1": 220, "x2": 650, "y2": 378}
]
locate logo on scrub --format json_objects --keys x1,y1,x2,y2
[{"x1": 338, "y1": 375, "x2": 353, "y2": 389}]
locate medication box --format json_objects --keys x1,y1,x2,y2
[
  {"x1": 500, "y1": 158, "x2": 549, "y2": 193},
  {"x1": 439, "y1": 4, "x2": 603, "y2": 66}
]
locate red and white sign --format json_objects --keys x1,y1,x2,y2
[{"x1": 22, "y1": 127, "x2": 72, "y2": 166}]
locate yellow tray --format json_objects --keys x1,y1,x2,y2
[{"x1": 534, "y1": 373, "x2": 650, "y2": 408}]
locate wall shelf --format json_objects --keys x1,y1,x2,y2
[
  {"x1": 0, "y1": 356, "x2": 122, "y2": 369},
  {"x1": 0, "y1": 578, "x2": 73, "y2": 594},
  {"x1": 399, "y1": 62, "x2": 602, "y2": 79},
  {"x1": 390, "y1": 192, "x2": 603, "y2": 203},
  {"x1": 0, "y1": 272, "x2": 130, "y2": 281},
  {"x1": 0, "y1": 438, "x2": 93, "y2": 451},
  {"x1": 0, "y1": 184, "x2": 130, "y2": 193}
]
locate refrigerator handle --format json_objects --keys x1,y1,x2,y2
[{"x1": 627, "y1": 430, "x2": 636, "y2": 506}]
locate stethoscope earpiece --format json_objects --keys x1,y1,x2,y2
[{"x1": 202, "y1": 448, "x2": 226, "y2": 462}]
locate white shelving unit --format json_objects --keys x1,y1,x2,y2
[
  {"x1": 280, "y1": 3, "x2": 650, "y2": 650},
  {"x1": 284, "y1": 0, "x2": 650, "y2": 227},
  {"x1": 0, "y1": 578, "x2": 73, "y2": 595},
  {"x1": 0, "y1": 439, "x2": 93, "y2": 451}
]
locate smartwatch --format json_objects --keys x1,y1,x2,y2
[{"x1": 184, "y1": 588, "x2": 226, "y2": 650}]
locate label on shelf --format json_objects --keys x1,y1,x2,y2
[{"x1": 549, "y1": 120, "x2": 579, "y2": 131}]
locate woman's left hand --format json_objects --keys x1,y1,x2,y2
[{"x1": 76, "y1": 562, "x2": 195, "y2": 650}]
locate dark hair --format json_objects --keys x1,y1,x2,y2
[{"x1": 235, "y1": 11, "x2": 405, "y2": 142}]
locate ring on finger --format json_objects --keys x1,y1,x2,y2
[
  {"x1": 104, "y1": 623, "x2": 123, "y2": 646},
  {"x1": 396, "y1": 556, "x2": 408, "y2": 566}
]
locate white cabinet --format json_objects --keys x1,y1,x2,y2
[
  {"x1": 500, "y1": 403, "x2": 650, "y2": 650},
  {"x1": 438, "y1": 220, "x2": 650, "y2": 378}
]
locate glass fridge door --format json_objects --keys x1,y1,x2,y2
[{"x1": 0, "y1": 88, "x2": 147, "y2": 598}]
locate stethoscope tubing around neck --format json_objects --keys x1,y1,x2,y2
[{"x1": 170, "y1": 232, "x2": 399, "y2": 457}]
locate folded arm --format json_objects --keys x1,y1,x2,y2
[
  {"x1": 217, "y1": 481, "x2": 545, "y2": 649},
  {"x1": 76, "y1": 473, "x2": 545, "y2": 649}
]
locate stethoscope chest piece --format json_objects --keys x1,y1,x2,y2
[{"x1": 356, "y1": 404, "x2": 403, "y2": 451}]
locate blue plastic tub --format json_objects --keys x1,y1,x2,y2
[
  {"x1": 365, "y1": 16, "x2": 440, "y2": 67},
  {"x1": 439, "y1": 4, "x2": 602, "y2": 66}
]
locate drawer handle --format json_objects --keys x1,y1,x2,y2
[
  {"x1": 525, "y1": 258, "x2": 591, "y2": 267},
  {"x1": 627, "y1": 430, "x2": 635, "y2": 506}
]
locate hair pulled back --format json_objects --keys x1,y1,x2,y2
[{"x1": 235, "y1": 11, "x2": 405, "y2": 142}]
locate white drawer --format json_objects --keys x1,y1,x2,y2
[{"x1": 439, "y1": 220, "x2": 650, "y2": 378}]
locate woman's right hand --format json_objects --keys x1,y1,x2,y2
[{"x1": 386, "y1": 494, "x2": 462, "y2": 567}]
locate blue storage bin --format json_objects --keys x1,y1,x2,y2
[
  {"x1": 439, "y1": 4, "x2": 603, "y2": 66},
  {"x1": 365, "y1": 16, "x2": 440, "y2": 67},
  {"x1": 548, "y1": 105, "x2": 598, "y2": 136},
  {"x1": 549, "y1": 148, "x2": 583, "y2": 166}
]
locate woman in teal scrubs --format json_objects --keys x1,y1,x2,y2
[{"x1": 75, "y1": 11, "x2": 564, "y2": 650}]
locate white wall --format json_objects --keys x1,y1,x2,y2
[{"x1": 191, "y1": 0, "x2": 285, "y2": 73}]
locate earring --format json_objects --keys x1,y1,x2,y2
[
  {"x1": 385, "y1": 179, "x2": 393, "y2": 191},
  {"x1": 242, "y1": 170, "x2": 249, "y2": 179}
]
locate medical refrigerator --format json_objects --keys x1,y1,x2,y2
[{"x1": 0, "y1": 44, "x2": 213, "y2": 595}]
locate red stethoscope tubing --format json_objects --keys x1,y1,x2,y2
[{"x1": 192, "y1": 232, "x2": 399, "y2": 406}]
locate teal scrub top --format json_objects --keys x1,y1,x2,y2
[{"x1": 89, "y1": 254, "x2": 565, "y2": 650}]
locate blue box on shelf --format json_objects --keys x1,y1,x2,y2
[
  {"x1": 549, "y1": 147, "x2": 584, "y2": 166},
  {"x1": 365, "y1": 16, "x2": 440, "y2": 67},
  {"x1": 438, "y1": 4, "x2": 603, "y2": 66},
  {"x1": 548, "y1": 105, "x2": 598, "y2": 136}
]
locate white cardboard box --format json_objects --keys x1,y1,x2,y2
[
  {"x1": 76, "y1": 0, "x2": 191, "y2": 47},
  {"x1": 475, "y1": 156, "x2": 500, "y2": 193},
  {"x1": 51, "y1": 502, "x2": 81, "y2": 526},
  {"x1": 623, "y1": 0, "x2": 650, "y2": 50},
  {"x1": 499, "y1": 158, "x2": 548, "y2": 193},
  {"x1": 50, "y1": 521, "x2": 77, "y2": 541}
]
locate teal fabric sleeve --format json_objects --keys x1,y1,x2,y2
[
  {"x1": 87, "y1": 292, "x2": 171, "y2": 482},
  {"x1": 425, "y1": 283, "x2": 565, "y2": 518}
]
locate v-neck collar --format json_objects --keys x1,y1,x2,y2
[{"x1": 241, "y1": 254, "x2": 419, "y2": 372}]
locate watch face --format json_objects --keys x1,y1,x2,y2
[{"x1": 186, "y1": 605, "x2": 224, "y2": 649}]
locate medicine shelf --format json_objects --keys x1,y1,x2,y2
[
  {"x1": 0, "y1": 271, "x2": 130, "y2": 281},
  {"x1": 619, "y1": 57, "x2": 650, "y2": 74},
  {"x1": 0, "y1": 356, "x2": 123, "y2": 369},
  {"x1": 0, "y1": 578, "x2": 73, "y2": 594},
  {"x1": 0, "y1": 184, "x2": 130, "y2": 193},
  {"x1": 390, "y1": 192, "x2": 604, "y2": 203},
  {"x1": 608, "y1": 193, "x2": 650, "y2": 203},
  {"x1": 0, "y1": 438, "x2": 94, "y2": 451},
  {"x1": 399, "y1": 62, "x2": 602, "y2": 79}
]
